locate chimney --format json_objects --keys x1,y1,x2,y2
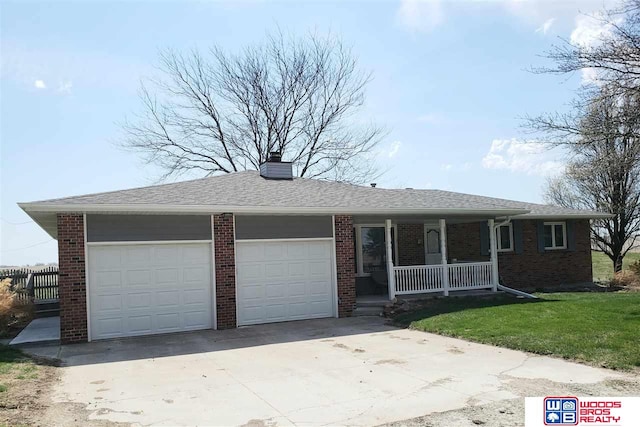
[{"x1": 259, "y1": 151, "x2": 293, "y2": 180}]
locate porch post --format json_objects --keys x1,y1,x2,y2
[
  {"x1": 488, "y1": 219, "x2": 499, "y2": 292},
  {"x1": 439, "y1": 219, "x2": 449, "y2": 296},
  {"x1": 385, "y1": 219, "x2": 396, "y2": 300}
]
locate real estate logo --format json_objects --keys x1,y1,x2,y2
[{"x1": 544, "y1": 397, "x2": 578, "y2": 425}]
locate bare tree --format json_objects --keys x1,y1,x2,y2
[
  {"x1": 541, "y1": 89, "x2": 640, "y2": 272},
  {"x1": 122, "y1": 32, "x2": 384, "y2": 183},
  {"x1": 538, "y1": 0, "x2": 640, "y2": 95}
]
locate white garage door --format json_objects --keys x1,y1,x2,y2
[
  {"x1": 88, "y1": 243, "x2": 212, "y2": 340},
  {"x1": 236, "y1": 240, "x2": 335, "y2": 326}
]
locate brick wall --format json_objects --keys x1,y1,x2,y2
[
  {"x1": 214, "y1": 213, "x2": 237, "y2": 329},
  {"x1": 335, "y1": 215, "x2": 355, "y2": 317},
  {"x1": 447, "y1": 219, "x2": 592, "y2": 289},
  {"x1": 397, "y1": 224, "x2": 425, "y2": 266},
  {"x1": 57, "y1": 213, "x2": 88, "y2": 344}
]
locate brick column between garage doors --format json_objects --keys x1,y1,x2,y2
[
  {"x1": 57, "y1": 213, "x2": 88, "y2": 344},
  {"x1": 214, "y1": 213, "x2": 237, "y2": 329},
  {"x1": 334, "y1": 215, "x2": 355, "y2": 317}
]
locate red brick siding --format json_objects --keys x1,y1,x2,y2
[
  {"x1": 57, "y1": 213, "x2": 88, "y2": 344},
  {"x1": 447, "y1": 222, "x2": 489, "y2": 263},
  {"x1": 335, "y1": 215, "x2": 355, "y2": 317},
  {"x1": 397, "y1": 224, "x2": 425, "y2": 266},
  {"x1": 214, "y1": 213, "x2": 237, "y2": 329},
  {"x1": 447, "y1": 219, "x2": 592, "y2": 289}
]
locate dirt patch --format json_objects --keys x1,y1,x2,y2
[
  {"x1": 0, "y1": 347, "x2": 125, "y2": 427},
  {"x1": 379, "y1": 374, "x2": 640, "y2": 427}
]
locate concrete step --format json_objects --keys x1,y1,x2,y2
[
  {"x1": 355, "y1": 298, "x2": 389, "y2": 308},
  {"x1": 353, "y1": 306, "x2": 383, "y2": 317}
]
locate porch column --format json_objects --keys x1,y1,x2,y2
[
  {"x1": 439, "y1": 219, "x2": 449, "y2": 296},
  {"x1": 488, "y1": 219, "x2": 499, "y2": 292},
  {"x1": 385, "y1": 219, "x2": 396, "y2": 300}
]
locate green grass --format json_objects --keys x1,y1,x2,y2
[
  {"x1": 396, "y1": 292, "x2": 640, "y2": 370},
  {"x1": 0, "y1": 345, "x2": 37, "y2": 393},
  {"x1": 592, "y1": 251, "x2": 640, "y2": 282}
]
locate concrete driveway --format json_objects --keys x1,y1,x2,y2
[{"x1": 29, "y1": 317, "x2": 623, "y2": 426}]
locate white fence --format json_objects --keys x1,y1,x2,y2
[{"x1": 393, "y1": 262, "x2": 493, "y2": 295}]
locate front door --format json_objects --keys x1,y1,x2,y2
[{"x1": 424, "y1": 225, "x2": 442, "y2": 265}]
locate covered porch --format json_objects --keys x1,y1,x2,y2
[{"x1": 353, "y1": 216, "x2": 505, "y2": 300}]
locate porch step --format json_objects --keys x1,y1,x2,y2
[
  {"x1": 35, "y1": 301, "x2": 60, "y2": 318},
  {"x1": 356, "y1": 299, "x2": 390, "y2": 308},
  {"x1": 353, "y1": 306, "x2": 384, "y2": 317}
]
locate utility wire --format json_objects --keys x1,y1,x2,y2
[
  {"x1": 0, "y1": 239, "x2": 54, "y2": 252},
  {"x1": 1, "y1": 218, "x2": 34, "y2": 225}
]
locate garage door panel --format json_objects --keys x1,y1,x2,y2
[
  {"x1": 237, "y1": 243, "x2": 264, "y2": 261},
  {"x1": 126, "y1": 247, "x2": 152, "y2": 266},
  {"x1": 264, "y1": 243, "x2": 284, "y2": 260},
  {"x1": 241, "y1": 283, "x2": 265, "y2": 300},
  {"x1": 128, "y1": 315, "x2": 152, "y2": 333},
  {"x1": 127, "y1": 292, "x2": 152, "y2": 309},
  {"x1": 237, "y1": 240, "x2": 335, "y2": 326},
  {"x1": 95, "y1": 294, "x2": 123, "y2": 312},
  {"x1": 285, "y1": 242, "x2": 308, "y2": 259},
  {"x1": 89, "y1": 243, "x2": 212, "y2": 340},
  {"x1": 126, "y1": 269, "x2": 152, "y2": 286},
  {"x1": 265, "y1": 283, "x2": 285, "y2": 298},
  {"x1": 95, "y1": 270, "x2": 122, "y2": 289}
]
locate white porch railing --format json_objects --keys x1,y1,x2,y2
[
  {"x1": 393, "y1": 262, "x2": 493, "y2": 295},
  {"x1": 447, "y1": 262, "x2": 493, "y2": 291}
]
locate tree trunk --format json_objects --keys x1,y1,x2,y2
[{"x1": 614, "y1": 254, "x2": 624, "y2": 273}]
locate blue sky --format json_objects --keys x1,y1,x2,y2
[{"x1": 0, "y1": 0, "x2": 611, "y2": 265}]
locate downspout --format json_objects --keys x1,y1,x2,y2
[
  {"x1": 492, "y1": 216, "x2": 538, "y2": 299},
  {"x1": 497, "y1": 284, "x2": 538, "y2": 299}
]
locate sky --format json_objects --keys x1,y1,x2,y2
[{"x1": 0, "y1": 0, "x2": 616, "y2": 266}]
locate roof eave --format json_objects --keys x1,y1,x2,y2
[
  {"x1": 516, "y1": 213, "x2": 614, "y2": 220},
  {"x1": 18, "y1": 202, "x2": 530, "y2": 217}
]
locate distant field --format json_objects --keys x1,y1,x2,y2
[{"x1": 592, "y1": 251, "x2": 640, "y2": 282}]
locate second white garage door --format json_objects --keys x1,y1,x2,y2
[
  {"x1": 88, "y1": 243, "x2": 212, "y2": 340},
  {"x1": 236, "y1": 240, "x2": 335, "y2": 326}
]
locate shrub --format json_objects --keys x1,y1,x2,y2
[
  {"x1": 0, "y1": 279, "x2": 32, "y2": 336},
  {"x1": 610, "y1": 270, "x2": 640, "y2": 288},
  {"x1": 0, "y1": 278, "x2": 17, "y2": 335},
  {"x1": 629, "y1": 259, "x2": 640, "y2": 277}
]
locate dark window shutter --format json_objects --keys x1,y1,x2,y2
[
  {"x1": 480, "y1": 222, "x2": 490, "y2": 256},
  {"x1": 536, "y1": 220, "x2": 546, "y2": 253},
  {"x1": 513, "y1": 220, "x2": 524, "y2": 254},
  {"x1": 567, "y1": 220, "x2": 576, "y2": 251}
]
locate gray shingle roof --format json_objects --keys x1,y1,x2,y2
[{"x1": 20, "y1": 170, "x2": 609, "y2": 218}]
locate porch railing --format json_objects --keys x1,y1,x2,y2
[{"x1": 393, "y1": 262, "x2": 493, "y2": 295}]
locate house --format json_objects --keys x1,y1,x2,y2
[{"x1": 19, "y1": 154, "x2": 609, "y2": 344}]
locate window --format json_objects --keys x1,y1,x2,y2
[
  {"x1": 543, "y1": 222, "x2": 567, "y2": 250},
  {"x1": 495, "y1": 224, "x2": 513, "y2": 252},
  {"x1": 356, "y1": 225, "x2": 396, "y2": 276}
]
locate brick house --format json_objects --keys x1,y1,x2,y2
[{"x1": 20, "y1": 155, "x2": 609, "y2": 343}]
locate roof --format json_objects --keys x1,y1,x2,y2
[{"x1": 19, "y1": 171, "x2": 611, "y2": 238}]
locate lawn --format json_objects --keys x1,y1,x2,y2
[
  {"x1": 592, "y1": 251, "x2": 640, "y2": 282},
  {"x1": 395, "y1": 292, "x2": 640, "y2": 371},
  {"x1": 0, "y1": 345, "x2": 57, "y2": 426}
]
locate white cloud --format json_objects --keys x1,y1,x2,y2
[
  {"x1": 482, "y1": 138, "x2": 563, "y2": 176},
  {"x1": 440, "y1": 163, "x2": 452, "y2": 171},
  {"x1": 57, "y1": 80, "x2": 73, "y2": 94},
  {"x1": 34, "y1": 79, "x2": 46, "y2": 89},
  {"x1": 570, "y1": 13, "x2": 620, "y2": 84},
  {"x1": 387, "y1": 140, "x2": 402, "y2": 158},
  {"x1": 535, "y1": 17, "x2": 556, "y2": 35},
  {"x1": 396, "y1": 0, "x2": 444, "y2": 33}
]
